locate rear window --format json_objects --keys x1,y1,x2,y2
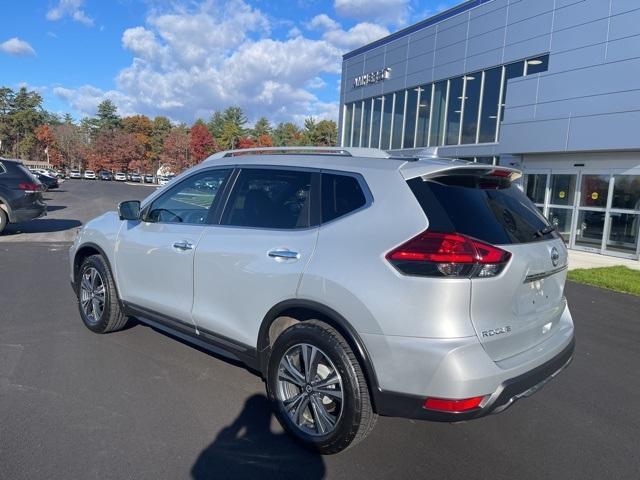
[
  {"x1": 321, "y1": 173, "x2": 367, "y2": 223},
  {"x1": 408, "y1": 175, "x2": 557, "y2": 244}
]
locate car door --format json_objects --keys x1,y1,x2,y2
[
  {"x1": 192, "y1": 167, "x2": 320, "y2": 347},
  {"x1": 115, "y1": 167, "x2": 232, "y2": 323}
]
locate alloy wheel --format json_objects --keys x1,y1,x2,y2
[
  {"x1": 80, "y1": 267, "x2": 106, "y2": 324},
  {"x1": 276, "y1": 343, "x2": 344, "y2": 436}
]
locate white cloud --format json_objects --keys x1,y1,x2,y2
[
  {"x1": 54, "y1": 1, "x2": 388, "y2": 124},
  {"x1": 334, "y1": 0, "x2": 409, "y2": 25},
  {"x1": 0, "y1": 37, "x2": 36, "y2": 56},
  {"x1": 308, "y1": 14, "x2": 389, "y2": 51},
  {"x1": 46, "y1": 0, "x2": 94, "y2": 27}
]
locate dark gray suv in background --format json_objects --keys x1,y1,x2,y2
[{"x1": 0, "y1": 158, "x2": 46, "y2": 234}]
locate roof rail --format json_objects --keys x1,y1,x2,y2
[{"x1": 203, "y1": 146, "x2": 392, "y2": 162}]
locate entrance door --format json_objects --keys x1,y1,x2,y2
[
  {"x1": 573, "y1": 173, "x2": 610, "y2": 253},
  {"x1": 604, "y1": 174, "x2": 640, "y2": 258}
]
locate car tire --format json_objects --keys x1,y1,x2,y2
[
  {"x1": 0, "y1": 208, "x2": 7, "y2": 234},
  {"x1": 267, "y1": 320, "x2": 377, "y2": 454},
  {"x1": 76, "y1": 254, "x2": 128, "y2": 334}
]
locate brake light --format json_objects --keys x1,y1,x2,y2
[
  {"x1": 490, "y1": 169, "x2": 512, "y2": 177},
  {"x1": 386, "y1": 231, "x2": 511, "y2": 278},
  {"x1": 424, "y1": 396, "x2": 486, "y2": 412},
  {"x1": 18, "y1": 182, "x2": 41, "y2": 193}
]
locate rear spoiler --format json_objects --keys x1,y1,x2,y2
[{"x1": 404, "y1": 164, "x2": 522, "y2": 182}]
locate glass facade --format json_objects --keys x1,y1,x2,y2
[
  {"x1": 415, "y1": 85, "x2": 431, "y2": 147},
  {"x1": 403, "y1": 88, "x2": 419, "y2": 148},
  {"x1": 524, "y1": 171, "x2": 640, "y2": 258},
  {"x1": 342, "y1": 54, "x2": 549, "y2": 149},
  {"x1": 391, "y1": 92, "x2": 405, "y2": 149},
  {"x1": 430, "y1": 80, "x2": 448, "y2": 147},
  {"x1": 461, "y1": 73, "x2": 481, "y2": 144},
  {"x1": 361, "y1": 98, "x2": 372, "y2": 148}
]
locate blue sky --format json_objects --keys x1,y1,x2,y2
[{"x1": 1, "y1": 0, "x2": 454, "y2": 125}]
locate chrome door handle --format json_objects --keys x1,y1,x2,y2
[
  {"x1": 173, "y1": 240, "x2": 194, "y2": 251},
  {"x1": 268, "y1": 249, "x2": 300, "y2": 260}
]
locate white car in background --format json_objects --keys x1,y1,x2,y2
[
  {"x1": 70, "y1": 169, "x2": 82, "y2": 179},
  {"x1": 114, "y1": 172, "x2": 127, "y2": 181},
  {"x1": 83, "y1": 170, "x2": 96, "y2": 180}
]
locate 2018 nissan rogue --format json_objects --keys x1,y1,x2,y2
[{"x1": 69, "y1": 147, "x2": 575, "y2": 454}]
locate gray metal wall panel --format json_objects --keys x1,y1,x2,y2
[{"x1": 340, "y1": 0, "x2": 640, "y2": 155}]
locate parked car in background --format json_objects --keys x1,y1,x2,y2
[
  {"x1": 70, "y1": 169, "x2": 81, "y2": 179},
  {"x1": 157, "y1": 176, "x2": 170, "y2": 186},
  {"x1": 130, "y1": 173, "x2": 142, "y2": 183},
  {"x1": 115, "y1": 172, "x2": 127, "y2": 182},
  {"x1": 144, "y1": 174, "x2": 154, "y2": 184},
  {"x1": 0, "y1": 158, "x2": 46, "y2": 234},
  {"x1": 100, "y1": 171, "x2": 113, "y2": 181},
  {"x1": 34, "y1": 172, "x2": 59, "y2": 191},
  {"x1": 84, "y1": 170, "x2": 96, "y2": 180},
  {"x1": 69, "y1": 146, "x2": 575, "y2": 454}
]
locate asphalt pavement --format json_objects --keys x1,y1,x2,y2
[{"x1": 1, "y1": 180, "x2": 639, "y2": 479}]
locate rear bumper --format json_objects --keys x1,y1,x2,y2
[
  {"x1": 10, "y1": 204, "x2": 47, "y2": 223},
  {"x1": 374, "y1": 335, "x2": 574, "y2": 421}
]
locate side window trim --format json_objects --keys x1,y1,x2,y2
[
  {"x1": 219, "y1": 166, "x2": 320, "y2": 231},
  {"x1": 141, "y1": 167, "x2": 233, "y2": 226},
  {"x1": 319, "y1": 169, "x2": 373, "y2": 225}
]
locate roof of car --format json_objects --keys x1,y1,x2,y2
[
  {"x1": 0, "y1": 157, "x2": 23, "y2": 164},
  {"x1": 198, "y1": 146, "x2": 512, "y2": 179}
]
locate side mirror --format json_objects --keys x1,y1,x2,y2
[{"x1": 118, "y1": 200, "x2": 141, "y2": 221}]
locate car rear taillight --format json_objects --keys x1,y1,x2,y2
[
  {"x1": 423, "y1": 395, "x2": 487, "y2": 412},
  {"x1": 386, "y1": 231, "x2": 511, "y2": 278},
  {"x1": 18, "y1": 182, "x2": 41, "y2": 193}
]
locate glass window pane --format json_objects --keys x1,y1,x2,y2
[
  {"x1": 580, "y1": 174, "x2": 609, "y2": 208},
  {"x1": 391, "y1": 92, "x2": 405, "y2": 149},
  {"x1": 478, "y1": 67, "x2": 501, "y2": 143},
  {"x1": 343, "y1": 103, "x2": 352, "y2": 147},
  {"x1": 361, "y1": 99, "x2": 372, "y2": 148},
  {"x1": 415, "y1": 85, "x2": 431, "y2": 147},
  {"x1": 476, "y1": 156, "x2": 495, "y2": 165},
  {"x1": 461, "y1": 73, "x2": 481, "y2": 144},
  {"x1": 548, "y1": 208, "x2": 573, "y2": 243},
  {"x1": 446, "y1": 77, "x2": 463, "y2": 145},
  {"x1": 322, "y1": 173, "x2": 366, "y2": 223},
  {"x1": 147, "y1": 169, "x2": 231, "y2": 224},
  {"x1": 612, "y1": 175, "x2": 640, "y2": 210},
  {"x1": 526, "y1": 54, "x2": 549, "y2": 75},
  {"x1": 370, "y1": 97, "x2": 383, "y2": 148},
  {"x1": 429, "y1": 80, "x2": 447, "y2": 146},
  {"x1": 525, "y1": 173, "x2": 547, "y2": 204},
  {"x1": 607, "y1": 213, "x2": 639, "y2": 254},
  {"x1": 576, "y1": 210, "x2": 605, "y2": 249},
  {"x1": 352, "y1": 101, "x2": 363, "y2": 147},
  {"x1": 223, "y1": 169, "x2": 312, "y2": 229},
  {"x1": 550, "y1": 174, "x2": 576, "y2": 206},
  {"x1": 381, "y1": 93, "x2": 393, "y2": 149},
  {"x1": 403, "y1": 88, "x2": 419, "y2": 148},
  {"x1": 501, "y1": 61, "x2": 525, "y2": 120}
]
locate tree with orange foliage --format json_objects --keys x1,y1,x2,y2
[
  {"x1": 162, "y1": 126, "x2": 190, "y2": 173},
  {"x1": 189, "y1": 121, "x2": 218, "y2": 163},
  {"x1": 34, "y1": 124, "x2": 64, "y2": 166},
  {"x1": 86, "y1": 130, "x2": 145, "y2": 173}
]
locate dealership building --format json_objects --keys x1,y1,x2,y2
[{"x1": 339, "y1": 0, "x2": 640, "y2": 260}]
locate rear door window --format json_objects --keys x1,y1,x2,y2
[
  {"x1": 408, "y1": 174, "x2": 557, "y2": 244},
  {"x1": 222, "y1": 168, "x2": 313, "y2": 229},
  {"x1": 321, "y1": 173, "x2": 367, "y2": 223}
]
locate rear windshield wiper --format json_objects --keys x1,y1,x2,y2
[{"x1": 533, "y1": 225, "x2": 556, "y2": 238}]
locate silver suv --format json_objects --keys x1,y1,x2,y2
[{"x1": 69, "y1": 147, "x2": 575, "y2": 454}]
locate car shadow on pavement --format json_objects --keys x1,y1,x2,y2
[
  {"x1": 4, "y1": 218, "x2": 81, "y2": 234},
  {"x1": 191, "y1": 394, "x2": 326, "y2": 480},
  {"x1": 45, "y1": 205, "x2": 67, "y2": 212}
]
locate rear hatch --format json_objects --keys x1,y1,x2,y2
[{"x1": 405, "y1": 166, "x2": 568, "y2": 362}]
